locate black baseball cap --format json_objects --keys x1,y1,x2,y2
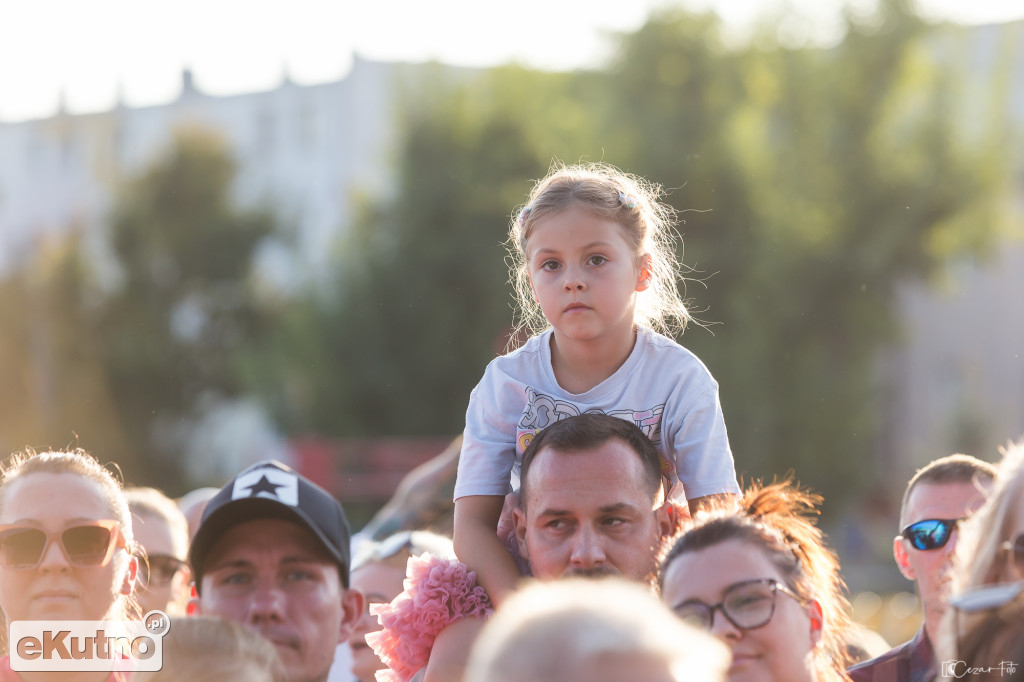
[{"x1": 189, "y1": 460, "x2": 351, "y2": 591}]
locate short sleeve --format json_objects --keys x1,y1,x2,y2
[
  {"x1": 454, "y1": 361, "x2": 524, "y2": 500},
  {"x1": 669, "y1": 383, "x2": 739, "y2": 500}
]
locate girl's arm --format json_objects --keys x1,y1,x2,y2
[{"x1": 453, "y1": 495, "x2": 522, "y2": 607}]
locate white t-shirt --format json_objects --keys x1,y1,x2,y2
[{"x1": 455, "y1": 326, "x2": 739, "y2": 501}]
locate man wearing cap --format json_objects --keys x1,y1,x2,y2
[
  {"x1": 848, "y1": 454, "x2": 995, "y2": 682},
  {"x1": 190, "y1": 460, "x2": 363, "y2": 682}
]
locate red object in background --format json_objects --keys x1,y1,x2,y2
[{"x1": 289, "y1": 437, "x2": 453, "y2": 504}]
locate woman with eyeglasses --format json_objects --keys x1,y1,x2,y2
[
  {"x1": 348, "y1": 531, "x2": 457, "y2": 682},
  {"x1": 0, "y1": 448, "x2": 139, "y2": 681},
  {"x1": 659, "y1": 481, "x2": 852, "y2": 682}
]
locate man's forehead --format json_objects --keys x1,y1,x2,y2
[{"x1": 904, "y1": 480, "x2": 988, "y2": 523}]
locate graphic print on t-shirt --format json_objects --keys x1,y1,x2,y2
[{"x1": 515, "y1": 386, "x2": 672, "y2": 478}]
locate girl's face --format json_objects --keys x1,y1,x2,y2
[
  {"x1": 526, "y1": 206, "x2": 648, "y2": 345},
  {"x1": 661, "y1": 538, "x2": 822, "y2": 682},
  {"x1": 348, "y1": 559, "x2": 407, "y2": 682},
  {"x1": 0, "y1": 472, "x2": 134, "y2": 624}
]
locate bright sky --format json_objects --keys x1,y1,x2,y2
[{"x1": 1, "y1": 0, "x2": 1022, "y2": 122}]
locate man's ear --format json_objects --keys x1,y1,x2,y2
[
  {"x1": 512, "y1": 506, "x2": 529, "y2": 563},
  {"x1": 806, "y1": 598, "x2": 824, "y2": 648},
  {"x1": 655, "y1": 501, "x2": 675, "y2": 540},
  {"x1": 894, "y1": 536, "x2": 916, "y2": 580},
  {"x1": 338, "y1": 588, "x2": 365, "y2": 642},
  {"x1": 635, "y1": 254, "x2": 652, "y2": 293},
  {"x1": 187, "y1": 583, "x2": 201, "y2": 617}
]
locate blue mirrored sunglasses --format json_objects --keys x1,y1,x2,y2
[{"x1": 901, "y1": 518, "x2": 962, "y2": 551}]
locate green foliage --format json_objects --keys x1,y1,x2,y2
[{"x1": 96, "y1": 127, "x2": 275, "y2": 485}]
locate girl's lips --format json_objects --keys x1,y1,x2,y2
[{"x1": 564, "y1": 303, "x2": 591, "y2": 312}]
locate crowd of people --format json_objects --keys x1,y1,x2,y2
[{"x1": 1, "y1": 162, "x2": 1021, "y2": 682}]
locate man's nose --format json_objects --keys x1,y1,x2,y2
[
  {"x1": 569, "y1": 524, "x2": 607, "y2": 568},
  {"x1": 247, "y1": 581, "x2": 287, "y2": 623}
]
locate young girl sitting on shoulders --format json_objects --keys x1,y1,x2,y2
[{"x1": 454, "y1": 162, "x2": 740, "y2": 604}]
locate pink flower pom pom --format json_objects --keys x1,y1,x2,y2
[{"x1": 366, "y1": 554, "x2": 494, "y2": 682}]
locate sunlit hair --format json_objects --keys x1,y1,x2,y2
[
  {"x1": 465, "y1": 578, "x2": 729, "y2": 682},
  {"x1": 125, "y1": 486, "x2": 191, "y2": 562},
  {"x1": 0, "y1": 448, "x2": 140, "y2": 620},
  {"x1": 133, "y1": 616, "x2": 286, "y2": 682},
  {"x1": 659, "y1": 480, "x2": 852, "y2": 682},
  {"x1": 507, "y1": 161, "x2": 690, "y2": 340},
  {"x1": 953, "y1": 441, "x2": 1024, "y2": 594}
]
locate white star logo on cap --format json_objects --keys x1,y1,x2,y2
[{"x1": 231, "y1": 467, "x2": 299, "y2": 506}]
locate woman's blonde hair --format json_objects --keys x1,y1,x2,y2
[
  {"x1": 0, "y1": 448, "x2": 139, "y2": 620},
  {"x1": 660, "y1": 481, "x2": 852, "y2": 682},
  {"x1": 952, "y1": 440, "x2": 1024, "y2": 594},
  {"x1": 508, "y1": 162, "x2": 690, "y2": 339}
]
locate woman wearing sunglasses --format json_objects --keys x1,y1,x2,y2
[
  {"x1": 659, "y1": 481, "x2": 852, "y2": 682},
  {"x1": 0, "y1": 448, "x2": 139, "y2": 681}
]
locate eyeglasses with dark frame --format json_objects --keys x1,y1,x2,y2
[
  {"x1": 900, "y1": 518, "x2": 964, "y2": 552},
  {"x1": 138, "y1": 554, "x2": 189, "y2": 588},
  {"x1": 0, "y1": 520, "x2": 126, "y2": 569},
  {"x1": 671, "y1": 578, "x2": 807, "y2": 631}
]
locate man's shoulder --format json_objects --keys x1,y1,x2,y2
[{"x1": 848, "y1": 629, "x2": 933, "y2": 682}]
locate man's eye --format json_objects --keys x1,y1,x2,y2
[
  {"x1": 285, "y1": 570, "x2": 315, "y2": 582},
  {"x1": 545, "y1": 519, "x2": 568, "y2": 530},
  {"x1": 220, "y1": 572, "x2": 252, "y2": 586},
  {"x1": 602, "y1": 517, "x2": 627, "y2": 527}
]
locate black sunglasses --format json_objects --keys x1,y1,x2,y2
[
  {"x1": 672, "y1": 578, "x2": 806, "y2": 631},
  {"x1": 901, "y1": 518, "x2": 963, "y2": 551},
  {"x1": 139, "y1": 554, "x2": 188, "y2": 588}
]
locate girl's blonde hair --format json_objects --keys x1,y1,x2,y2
[
  {"x1": 0, "y1": 448, "x2": 140, "y2": 621},
  {"x1": 660, "y1": 481, "x2": 853, "y2": 682},
  {"x1": 508, "y1": 162, "x2": 690, "y2": 339}
]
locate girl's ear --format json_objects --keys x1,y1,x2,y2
[{"x1": 635, "y1": 254, "x2": 652, "y2": 292}]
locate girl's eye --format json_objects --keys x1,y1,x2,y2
[
  {"x1": 541, "y1": 260, "x2": 561, "y2": 271},
  {"x1": 587, "y1": 255, "x2": 607, "y2": 266}
]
